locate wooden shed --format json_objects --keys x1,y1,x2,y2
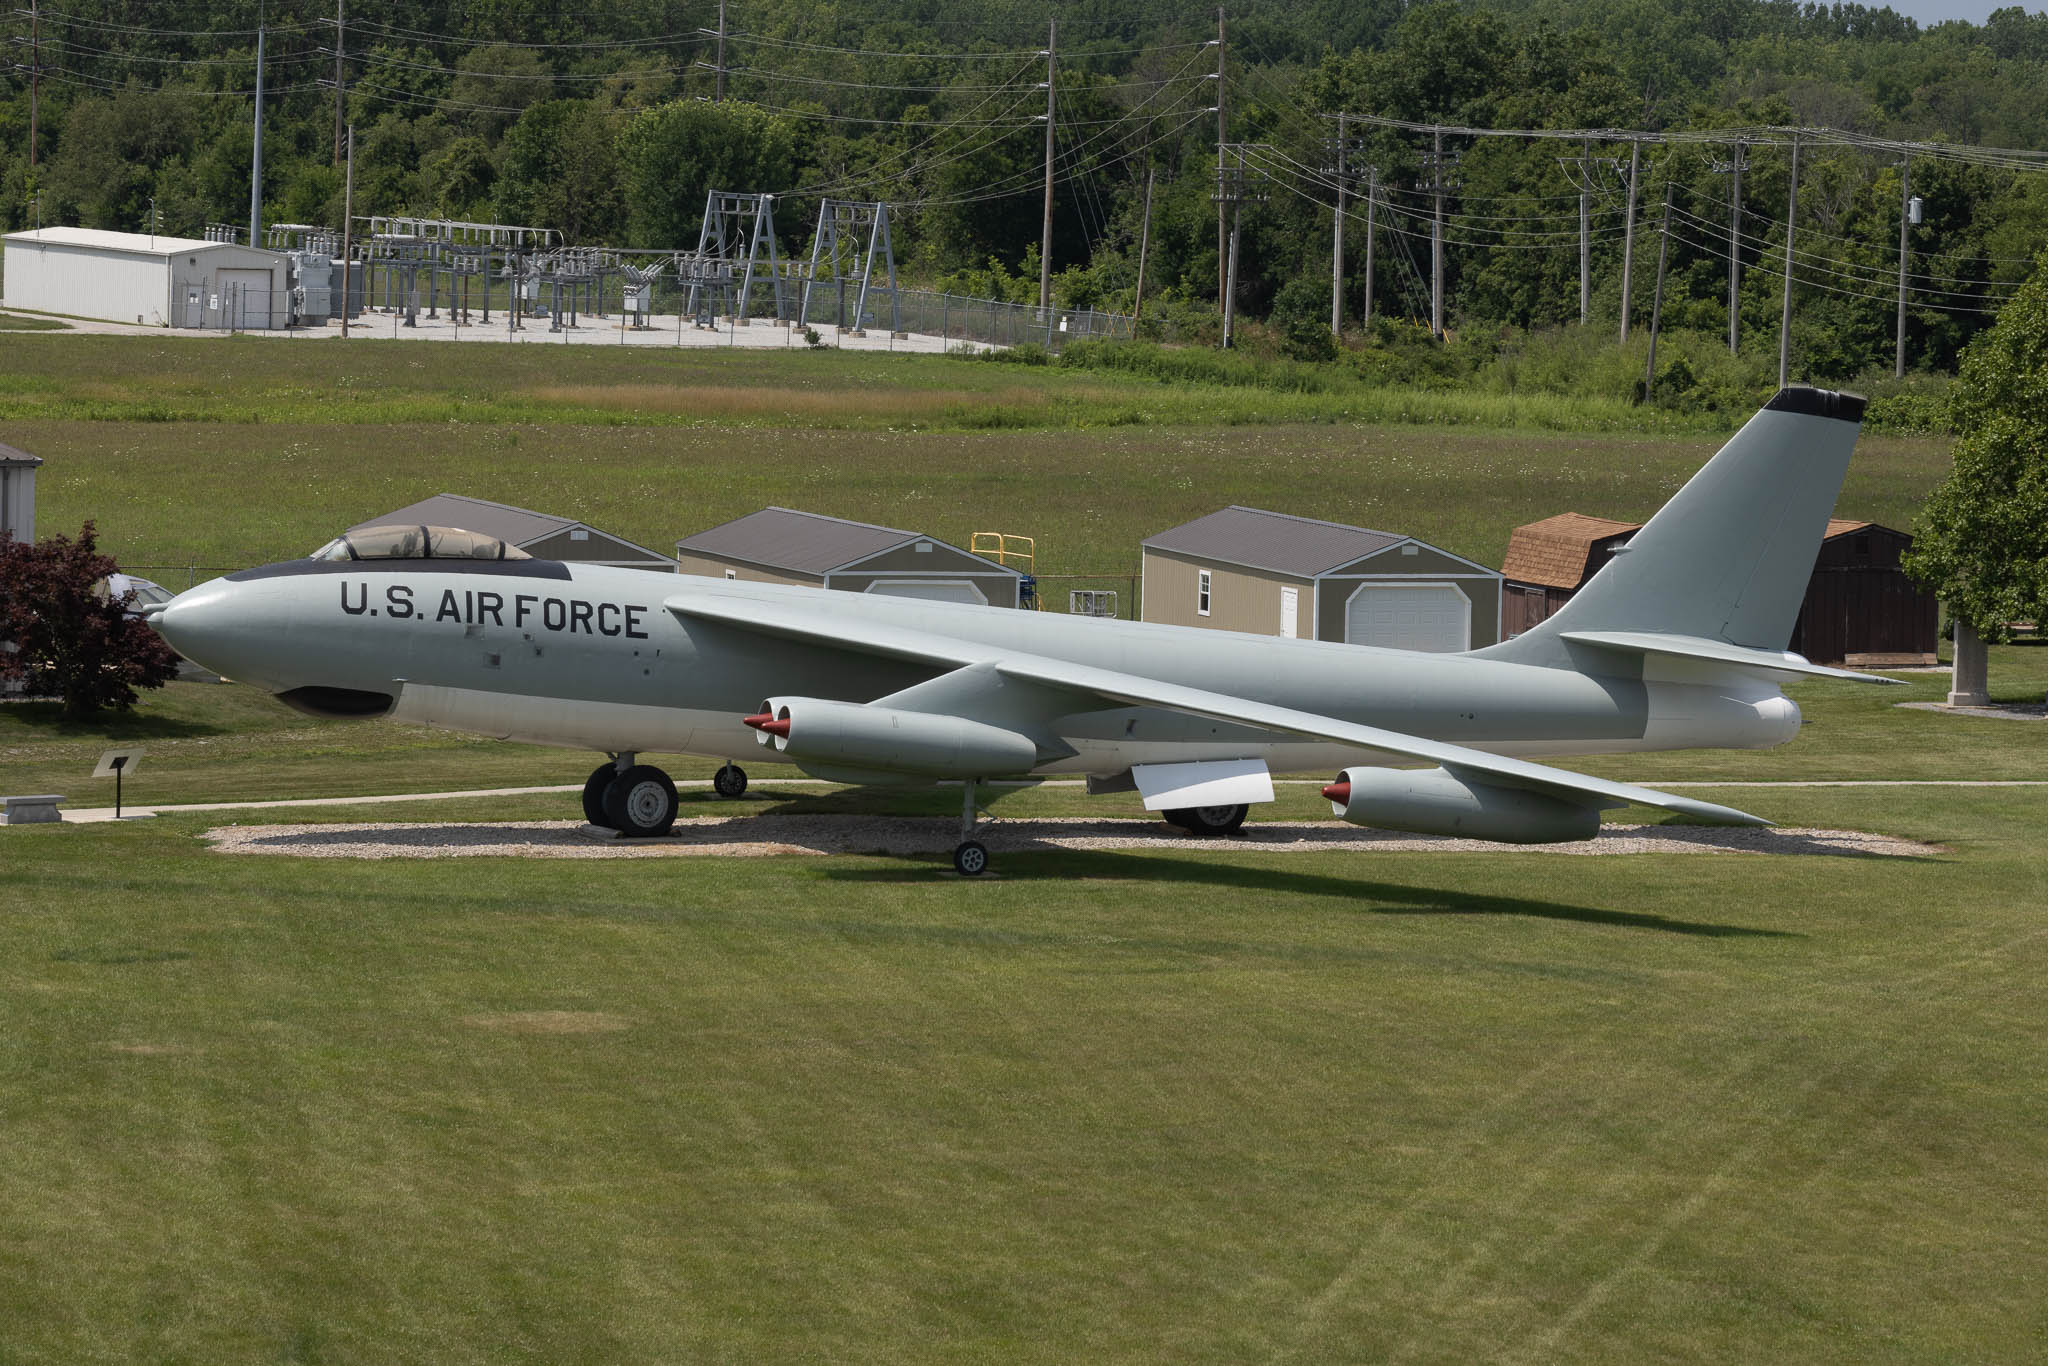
[
  {"x1": 349, "y1": 494, "x2": 674, "y2": 570},
  {"x1": 675, "y1": 508, "x2": 1024, "y2": 607},
  {"x1": 1501, "y1": 513, "x2": 1938, "y2": 665},
  {"x1": 1141, "y1": 506, "x2": 1502, "y2": 651}
]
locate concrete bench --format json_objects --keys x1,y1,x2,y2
[{"x1": 2, "y1": 794, "x2": 66, "y2": 825}]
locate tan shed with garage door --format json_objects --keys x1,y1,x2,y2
[{"x1": 1141, "y1": 506, "x2": 1501, "y2": 651}]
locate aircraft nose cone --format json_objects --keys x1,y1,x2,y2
[{"x1": 155, "y1": 580, "x2": 266, "y2": 679}]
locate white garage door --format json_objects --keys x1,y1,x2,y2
[
  {"x1": 218, "y1": 268, "x2": 274, "y2": 329},
  {"x1": 1346, "y1": 584, "x2": 1469, "y2": 652},
  {"x1": 863, "y1": 579, "x2": 987, "y2": 606}
]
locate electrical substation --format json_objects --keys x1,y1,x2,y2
[{"x1": 2, "y1": 196, "x2": 1131, "y2": 352}]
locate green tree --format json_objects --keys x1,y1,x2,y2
[
  {"x1": 1903, "y1": 251, "x2": 2048, "y2": 698},
  {"x1": 0, "y1": 523, "x2": 179, "y2": 718}
]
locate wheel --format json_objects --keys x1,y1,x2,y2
[
  {"x1": 713, "y1": 763, "x2": 748, "y2": 799},
  {"x1": 582, "y1": 763, "x2": 617, "y2": 827},
  {"x1": 953, "y1": 840, "x2": 989, "y2": 876},
  {"x1": 603, "y1": 764, "x2": 678, "y2": 838},
  {"x1": 1170, "y1": 803, "x2": 1248, "y2": 837},
  {"x1": 1162, "y1": 808, "x2": 1195, "y2": 831}
]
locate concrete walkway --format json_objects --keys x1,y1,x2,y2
[{"x1": 41, "y1": 776, "x2": 2048, "y2": 824}]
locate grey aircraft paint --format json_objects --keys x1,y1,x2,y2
[{"x1": 155, "y1": 388, "x2": 1884, "y2": 857}]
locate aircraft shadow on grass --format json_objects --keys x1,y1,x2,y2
[{"x1": 819, "y1": 849, "x2": 1801, "y2": 940}]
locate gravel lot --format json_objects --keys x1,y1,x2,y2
[{"x1": 201, "y1": 816, "x2": 1940, "y2": 860}]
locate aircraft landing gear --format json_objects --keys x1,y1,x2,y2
[
  {"x1": 1164, "y1": 803, "x2": 1248, "y2": 837},
  {"x1": 713, "y1": 762, "x2": 748, "y2": 799},
  {"x1": 582, "y1": 762, "x2": 616, "y2": 827},
  {"x1": 954, "y1": 780, "x2": 990, "y2": 876},
  {"x1": 584, "y1": 753, "x2": 678, "y2": 838}
]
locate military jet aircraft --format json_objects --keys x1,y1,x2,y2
[{"x1": 156, "y1": 386, "x2": 1889, "y2": 874}]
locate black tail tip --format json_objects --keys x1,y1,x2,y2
[{"x1": 1765, "y1": 386, "x2": 1867, "y2": 424}]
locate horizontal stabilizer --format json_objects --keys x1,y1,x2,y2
[{"x1": 1558, "y1": 631, "x2": 1903, "y2": 684}]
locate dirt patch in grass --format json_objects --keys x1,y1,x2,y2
[{"x1": 461, "y1": 1010, "x2": 631, "y2": 1035}]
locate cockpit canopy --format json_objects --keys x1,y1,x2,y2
[{"x1": 310, "y1": 525, "x2": 532, "y2": 562}]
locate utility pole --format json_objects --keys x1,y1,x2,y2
[
  {"x1": 1421, "y1": 127, "x2": 1455, "y2": 338},
  {"x1": 1896, "y1": 156, "x2": 1912, "y2": 379},
  {"x1": 1709, "y1": 141, "x2": 1749, "y2": 355},
  {"x1": 27, "y1": 0, "x2": 38, "y2": 172},
  {"x1": 1361, "y1": 164, "x2": 1376, "y2": 329},
  {"x1": 1214, "y1": 145, "x2": 1266, "y2": 350},
  {"x1": 715, "y1": 0, "x2": 726, "y2": 102},
  {"x1": 1778, "y1": 132, "x2": 1800, "y2": 388},
  {"x1": 1579, "y1": 137, "x2": 1591, "y2": 324},
  {"x1": 341, "y1": 125, "x2": 354, "y2": 339},
  {"x1": 1645, "y1": 182, "x2": 1672, "y2": 398},
  {"x1": 249, "y1": 8, "x2": 267, "y2": 250},
  {"x1": 1332, "y1": 112, "x2": 1347, "y2": 334},
  {"x1": 331, "y1": 0, "x2": 344, "y2": 164},
  {"x1": 1618, "y1": 139, "x2": 1641, "y2": 344},
  {"x1": 1325, "y1": 113, "x2": 1365, "y2": 335},
  {"x1": 1215, "y1": 6, "x2": 1227, "y2": 308},
  {"x1": 1133, "y1": 165, "x2": 1156, "y2": 323},
  {"x1": 1038, "y1": 18, "x2": 1056, "y2": 316}
]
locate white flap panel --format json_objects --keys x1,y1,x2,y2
[{"x1": 1131, "y1": 759, "x2": 1274, "y2": 811}]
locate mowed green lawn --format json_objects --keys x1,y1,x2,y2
[
  {"x1": 4, "y1": 335, "x2": 2043, "y2": 1361},
  {"x1": 3, "y1": 780, "x2": 2045, "y2": 1362}
]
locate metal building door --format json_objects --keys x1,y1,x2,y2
[
  {"x1": 183, "y1": 288, "x2": 203, "y2": 328},
  {"x1": 1279, "y1": 586, "x2": 1299, "y2": 639}
]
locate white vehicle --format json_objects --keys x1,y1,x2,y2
[{"x1": 157, "y1": 388, "x2": 1892, "y2": 874}]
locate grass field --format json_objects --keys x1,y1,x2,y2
[{"x1": 4, "y1": 335, "x2": 2043, "y2": 1362}]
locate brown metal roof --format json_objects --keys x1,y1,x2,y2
[
  {"x1": 1142, "y1": 506, "x2": 1407, "y2": 579},
  {"x1": 348, "y1": 493, "x2": 668, "y2": 561},
  {"x1": 1500, "y1": 513, "x2": 1642, "y2": 590},
  {"x1": 676, "y1": 506, "x2": 929, "y2": 577},
  {"x1": 1824, "y1": 518, "x2": 1873, "y2": 539}
]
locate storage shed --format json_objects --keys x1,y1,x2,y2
[
  {"x1": 1501, "y1": 513, "x2": 1937, "y2": 665},
  {"x1": 1, "y1": 440, "x2": 39, "y2": 542},
  {"x1": 1141, "y1": 506, "x2": 1502, "y2": 651},
  {"x1": 676, "y1": 508, "x2": 1024, "y2": 607},
  {"x1": 2, "y1": 226, "x2": 289, "y2": 329},
  {"x1": 349, "y1": 494, "x2": 673, "y2": 569},
  {"x1": 1499, "y1": 513, "x2": 1641, "y2": 639}
]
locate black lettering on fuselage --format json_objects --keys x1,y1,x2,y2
[
  {"x1": 515, "y1": 594, "x2": 537, "y2": 627},
  {"x1": 569, "y1": 601, "x2": 594, "y2": 635},
  {"x1": 386, "y1": 585, "x2": 415, "y2": 619},
  {"x1": 625, "y1": 605, "x2": 649, "y2": 640},
  {"x1": 543, "y1": 597, "x2": 567, "y2": 631},
  {"x1": 340, "y1": 582, "x2": 368, "y2": 615},
  {"x1": 477, "y1": 591, "x2": 504, "y2": 626},
  {"x1": 596, "y1": 602, "x2": 621, "y2": 636},
  {"x1": 436, "y1": 589, "x2": 462, "y2": 622}
]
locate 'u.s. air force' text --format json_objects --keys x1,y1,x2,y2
[{"x1": 340, "y1": 582, "x2": 650, "y2": 638}]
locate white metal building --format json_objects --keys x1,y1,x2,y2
[{"x1": 2, "y1": 226, "x2": 289, "y2": 329}]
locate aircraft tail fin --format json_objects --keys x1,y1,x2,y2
[{"x1": 1476, "y1": 386, "x2": 1866, "y2": 671}]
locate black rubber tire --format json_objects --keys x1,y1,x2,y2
[
  {"x1": 953, "y1": 840, "x2": 989, "y2": 876},
  {"x1": 1162, "y1": 808, "x2": 1196, "y2": 831},
  {"x1": 1173, "y1": 803, "x2": 1248, "y2": 837},
  {"x1": 582, "y1": 763, "x2": 617, "y2": 827},
  {"x1": 603, "y1": 764, "x2": 678, "y2": 838},
  {"x1": 713, "y1": 763, "x2": 749, "y2": 799}
]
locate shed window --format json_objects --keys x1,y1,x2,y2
[
  {"x1": 1854, "y1": 535, "x2": 1871, "y2": 558},
  {"x1": 1198, "y1": 569, "x2": 1212, "y2": 617}
]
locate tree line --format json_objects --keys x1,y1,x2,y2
[{"x1": 11, "y1": 0, "x2": 2048, "y2": 377}]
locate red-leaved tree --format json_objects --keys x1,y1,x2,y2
[{"x1": 0, "y1": 521, "x2": 179, "y2": 717}]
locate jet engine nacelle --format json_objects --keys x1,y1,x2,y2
[
  {"x1": 749, "y1": 696, "x2": 1040, "y2": 778},
  {"x1": 1324, "y1": 766, "x2": 1601, "y2": 845}
]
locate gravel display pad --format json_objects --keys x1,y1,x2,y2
[{"x1": 200, "y1": 816, "x2": 1941, "y2": 860}]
